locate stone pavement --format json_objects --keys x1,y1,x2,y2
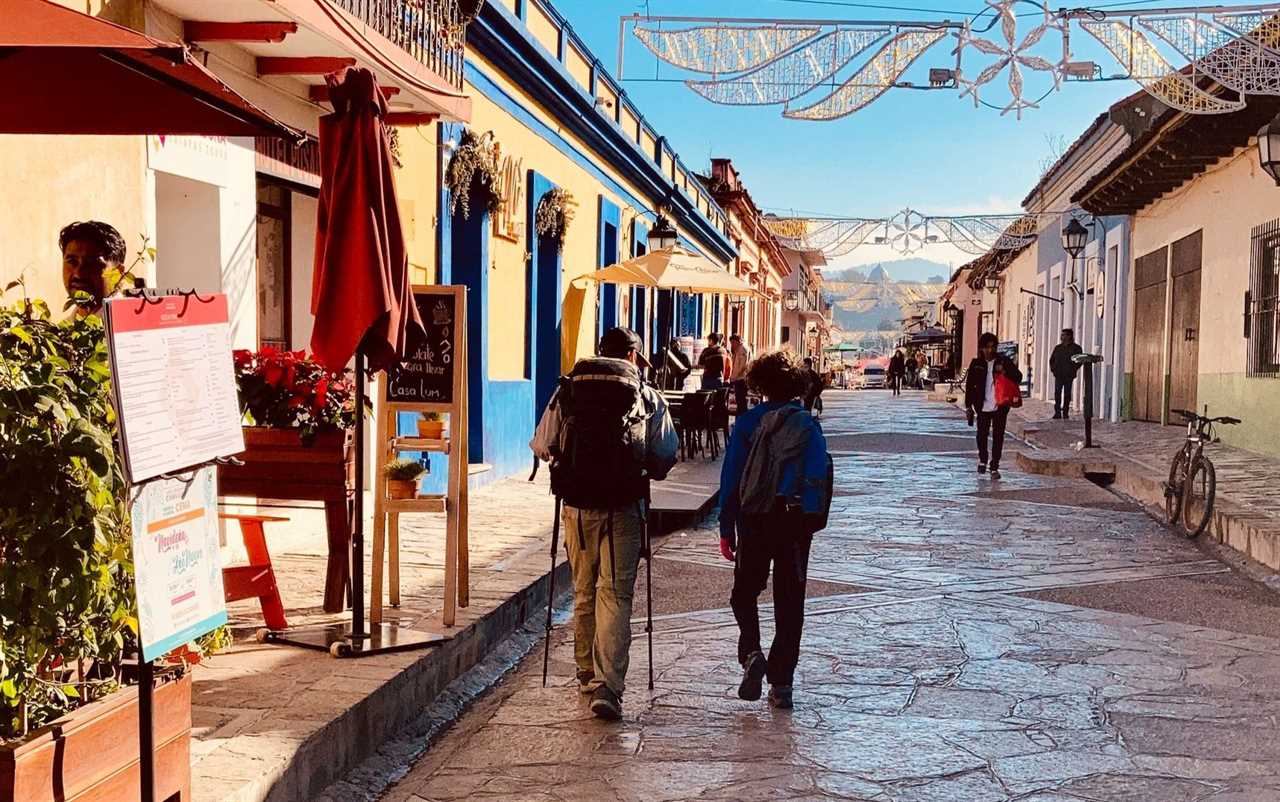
[
  {"x1": 195, "y1": 448, "x2": 724, "y2": 802},
  {"x1": 375, "y1": 390, "x2": 1280, "y2": 802},
  {"x1": 1005, "y1": 396, "x2": 1280, "y2": 574}
]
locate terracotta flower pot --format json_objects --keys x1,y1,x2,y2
[
  {"x1": 0, "y1": 672, "x2": 191, "y2": 802},
  {"x1": 416, "y1": 420, "x2": 446, "y2": 440},
  {"x1": 387, "y1": 478, "x2": 418, "y2": 500}
]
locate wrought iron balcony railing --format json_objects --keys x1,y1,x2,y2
[{"x1": 332, "y1": 0, "x2": 468, "y2": 90}]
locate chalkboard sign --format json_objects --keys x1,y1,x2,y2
[{"x1": 386, "y1": 290, "x2": 456, "y2": 404}]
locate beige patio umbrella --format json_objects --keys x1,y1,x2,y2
[{"x1": 586, "y1": 245, "x2": 757, "y2": 296}]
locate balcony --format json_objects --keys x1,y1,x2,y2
[{"x1": 332, "y1": 0, "x2": 466, "y2": 90}]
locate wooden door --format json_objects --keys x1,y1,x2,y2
[
  {"x1": 1132, "y1": 246, "x2": 1168, "y2": 422},
  {"x1": 1168, "y1": 230, "x2": 1203, "y2": 417}
]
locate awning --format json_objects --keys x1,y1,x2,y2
[
  {"x1": 0, "y1": 0, "x2": 301, "y2": 137},
  {"x1": 585, "y1": 246, "x2": 756, "y2": 297}
]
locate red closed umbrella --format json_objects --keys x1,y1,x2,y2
[
  {"x1": 294, "y1": 67, "x2": 428, "y2": 655},
  {"x1": 310, "y1": 67, "x2": 424, "y2": 371}
]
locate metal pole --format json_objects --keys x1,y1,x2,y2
[
  {"x1": 1083, "y1": 360, "x2": 1095, "y2": 449},
  {"x1": 621, "y1": 12, "x2": 964, "y2": 28},
  {"x1": 138, "y1": 659, "x2": 154, "y2": 802},
  {"x1": 352, "y1": 351, "x2": 367, "y2": 639},
  {"x1": 617, "y1": 16, "x2": 627, "y2": 80}
]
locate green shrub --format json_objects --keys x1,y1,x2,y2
[
  {"x1": 0, "y1": 292, "x2": 136, "y2": 740},
  {"x1": 383, "y1": 457, "x2": 427, "y2": 481}
]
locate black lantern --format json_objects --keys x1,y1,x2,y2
[
  {"x1": 650, "y1": 213, "x2": 678, "y2": 250},
  {"x1": 784, "y1": 290, "x2": 800, "y2": 311},
  {"x1": 1062, "y1": 217, "x2": 1089, "y2": 259},
  {"x1": 1258, "y1": 113, "x2": 1280, "y2": 185},
  {"x1": 984, "y1": 273, "x2": 1000, "y2": 293}
]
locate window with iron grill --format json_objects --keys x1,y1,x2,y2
[{"x1": 1247, "y1": 219, "x2": 1280, "y2": 378}]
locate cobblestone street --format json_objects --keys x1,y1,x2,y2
[{"x1": 378, "y1": 391, "x2": 1280, "y2": 802}]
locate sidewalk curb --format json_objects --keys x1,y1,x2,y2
[{"x1": 256, "y1": 557, "x2": 573, "y2": 802}]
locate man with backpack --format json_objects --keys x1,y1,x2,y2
[
  {"x1": 719, "y1": 350, "x2": 832, "y2": 710},
  {"x1": 530, "y1": 327, "x2": 678, "y2": 721}
]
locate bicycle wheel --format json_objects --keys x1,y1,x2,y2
[
  {"x1": 1182, "y1": 457, "x2": 1217, "y2": 539},
  {"x1": 1164, "y1": 448, "x2": 1188, "y2": 528}
]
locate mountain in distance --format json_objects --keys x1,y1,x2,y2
[
  {"x1": 822, "y1": 257, "x2": 950, "y2": 340},
  {"x1": 824, "y1": 257, "x2": 952, "y2": 285}
]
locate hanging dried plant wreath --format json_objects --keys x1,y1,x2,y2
[
  {"x1": 445, "y1": 129, "x2": 502, "y2": 220},
  {"x1": 534, "y1": 187, "x2": 575, "y2": 249}
]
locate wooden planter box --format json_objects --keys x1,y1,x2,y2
[
  {"x1": 1, "y1": 672, "x2": 191, "y2": 802},
  {"x1": 220, "y1": 428, "x2": 352, "y2": 613}
]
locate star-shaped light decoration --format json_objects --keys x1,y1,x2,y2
[{"x1": 952, "y1": 0, "x2": 1069, "y2": 119}]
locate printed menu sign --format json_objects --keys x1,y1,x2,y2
[
  {"x1": 386, "y1": 290, "x2": 456, "y2": 405},
  {"x1": 104, "y1": 294, "x2": 245, "y2": 483},
  {"x1": 130, "y1": 466, "x2": 227, "y2": 661}
]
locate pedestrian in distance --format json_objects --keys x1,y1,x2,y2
[
  {"x1": 530, "y1": 326, "x2": 679, "y2": 721},
  {"x1": 903, "y1": 349, "x2": 919, "y2": 389},
  {"x1": 1049, "y1": 328, "x2": 1083, "y2": 420},
  {"x1": 719, "y1": 350, "x2": 833, "y2": 710},
  {"x1": 728, "y1": 333, "x2": 753, "y2": 416},
  {"x1": 888, "y1": 350, "x2": 906, "y2": 396},
  {"x1": 965, "y1": 332, "x2": 1023, "y2": 480},
  {"x1": 802, "y1": 356, "x2": 824, "y2": 415},
  {"x1": 699, "y1": 332, "x2": 731, "y2": 390}
]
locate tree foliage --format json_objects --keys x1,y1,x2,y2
[{"x1": 0, "y1": 290, "x2": 136, "y2": 739}]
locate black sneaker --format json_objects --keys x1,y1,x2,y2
[
  {"x1": 768, "y1": 685, "x2": 794, "y2": 709},
  {"x1": 1052, "y1": 412, "x2": 1062, "y2": 420},
  {"x1": 577, "y1": 670, "x2": 595, "y2": 695},
  {"x1": 977, "y1": 463, "x2": 987, "y2": 475},
  {"x1": 589, "y1": 685, "x2": 622, "y2": 721},
  {"x1": 738, "y1": 651, "x2": 767, "y2": 701},
  {"x1": 990, "y1": 468, "x2": 1002, "y2": 480}
]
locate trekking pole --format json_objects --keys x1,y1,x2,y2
[
  {"x1": 542, "y1": 496, "x2": 562, "y2": 688},
  {"x1": 641, "y1": 498, "x2": 655, "y2": 691}
]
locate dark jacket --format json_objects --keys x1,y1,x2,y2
[
  {"x1": 888, "y1": 354, "x2": 906, "y2": 376},
  {"x1": 1049, "y1": 342, "x2": 1084, "y2": 380},
  {"x1": 964, "y1": 355, "x2": 1023, "y2": 413}
]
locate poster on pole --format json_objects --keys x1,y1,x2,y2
[
  {"x1": 130, "y1": 465, "x2": 228, "y2": 661},
  {"x1": 103, "y1": 293, "x2": 244, "y2": 483}
]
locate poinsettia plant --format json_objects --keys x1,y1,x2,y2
[{"x1": 232, "y1": 348, "x2": 359, "y2": 442}]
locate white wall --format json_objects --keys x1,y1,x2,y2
[{"x1": 290, "y1": 192, "x2": 319, "y2": 351}]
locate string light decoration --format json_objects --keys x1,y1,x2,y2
[
  {"x1": 687, "y1": 28, "x2": 890, "y2": 105},
  {"x1": 633, "y1": 24, "x2": 821, "y2": 74},
  {"x1": 1139, "y1": 17, "x2": 1280, "y2": 96},
  {"x1": 785, "y1": 30, "x2": 949, "y2": 120},
  {"x1": 764, "y1": 211, "x2": 1038, "y2": 256},
  {"x1": 952, "y1": 0, "x2": 1069, "y2": 118},
  {"x1": 1079, "y1": 20, "x2": 1245, "y2": 114},
  {"x1": 623, "y1": 4, "x2": 1280, "y2": 120}
]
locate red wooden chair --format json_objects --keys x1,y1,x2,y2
[{"x1": 219, "y1": 513, "x2": 289, "y2": 631}]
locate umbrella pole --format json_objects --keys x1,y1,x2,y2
[{"x1": 351, "y1": 349, "x2": 367, "y2": 640}]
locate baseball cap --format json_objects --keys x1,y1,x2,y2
[{"x1": 599, "y1": 326, "x2": 652, "y2": 368}]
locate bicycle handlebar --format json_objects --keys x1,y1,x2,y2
[{"x1": 1171, "y1": 409, "x2": 1241, "y2": 425}]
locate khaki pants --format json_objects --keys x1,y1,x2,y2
[{"x1": 564, "y1": 503, "x2": 643, "y2": 696}]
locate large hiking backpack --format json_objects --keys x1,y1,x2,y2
[
  {"x1": 738, "y1": 406, "x2": 834, "y2": 534},
  {"x1": 549, "y1": 357, "x2": 652, "y2": 509}
]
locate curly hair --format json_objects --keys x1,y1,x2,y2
[
  {"x1": 59, "y1": 221, "x2": 126, "y2": 265},
  {"x1": 746, "y1": 349, "x2": 809, "y2": 402}
]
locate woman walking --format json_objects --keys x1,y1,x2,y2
[
  {"x1": 964, "y1": 332, "x2": 1022, "y2": 480},
  {"x1": 888, "y1": 350, "x2": 906, "y2": 396}
]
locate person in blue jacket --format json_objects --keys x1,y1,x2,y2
[{"x1": 718, "y1": 349, "x2": 829, "y2": 710}]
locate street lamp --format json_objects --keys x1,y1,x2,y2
[
  {"x1": 984, "y1": 274, "x2": 1000, "y2": 293},
  {"x1": 650, "y1": 213, "x2": 678, "y2": 251},
  {"x1": 1258, "y1": 112, "x2": 1280, "y2": 185},
  {"x1": 784, "y1": 290, "x2": 800, "y2": 312},
  {"x1": 1062, "y1": 217, "x2": 1089, "y2": 259}
]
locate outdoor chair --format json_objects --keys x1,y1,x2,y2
[{"x1": 219, "y1": 512, "x2": 289, "y2": 630}]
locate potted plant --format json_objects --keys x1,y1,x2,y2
[
  {"x1": 0, "y1": 289, "x2": 191, "y2": 801},
  {"x1": 222, "y1": 348, "x2": 362, "y2": 613},
  {"x1": 384, "y1": 458, "x2": 427, "y2": 500},
  {"x1": 417, "y1": 411, "x2": 446, "y2": 440}
]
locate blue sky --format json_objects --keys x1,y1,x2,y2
[{"x1": 546, "y1": 0, "x2": 1208, "y2": 269}]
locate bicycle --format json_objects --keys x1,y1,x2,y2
[{"x1": 1163, "y1": 408, "x2": 1241, "y2": 538}]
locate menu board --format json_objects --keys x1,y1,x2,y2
[
  {"x1": 386, "y1": 289, "x2": 457, "y2": 405},
  {"x1": 130, "y1": 466, "x2": 227, "y2": 661},
  {"x1": 104, "y1": 294, "x2": 245, "y2": 483}
]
